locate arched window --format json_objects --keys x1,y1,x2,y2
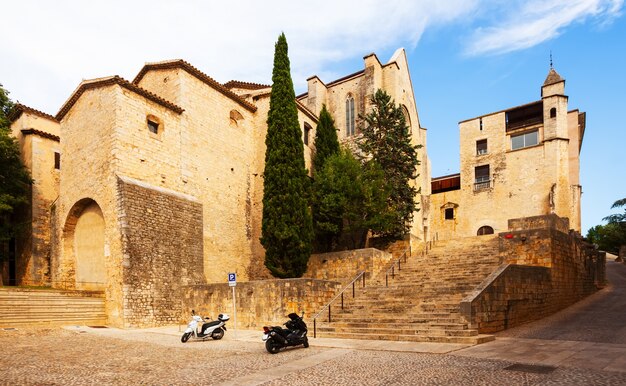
[
  {"x1": 230, "y1": 109, "x2": 244, "y2": 127},
  {"x1": 303, "y1": 122, "x2": 312, "y2": 146},
  {"x1": 550, "y1": 107, "x2": 557, "y2": 118},
  {"x1": 346, "y1": 95, "x2": 355, "y2": 136},
  {"x1": 401, "y1": 105, "x2": 411, "y2": 134},
  {"x1": 477, "y1": 226, "x2": 494, "y2": 236}
]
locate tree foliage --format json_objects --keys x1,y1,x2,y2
[
  {"x1": 311, "y1": 105, "x2": 340, "y2": 251},
  {"x1": 312, "y1": 149, "x2": 389, "y2": 251},
  {"x1": 0, "y1": 84, "x2": 31, "y2": 244},
  {"x1": 260, "y1": 33, "x2": 313, "y2": 278},
  {"x1": 586, "y1": 198, "x2": 626, "y2": 253},
  {"x1": 312, "y1": 104, "x2": 340, "y2": 176},
  {"x1": 358, "y1": 89, "x2": 421, "y2": 239}
]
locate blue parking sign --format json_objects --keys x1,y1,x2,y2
[{"x1": 228, "y1": 273, "x2": 236, "y2": 286}]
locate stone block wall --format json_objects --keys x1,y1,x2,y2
[
  {"x1": 117, "y1": 177, "x2": 205, "y2": 327},
  {"x1": 182, "y1": 279, "x2": 341, "y2": 329},
  {"x1": 306, "y1": 248, "x2": 393, "y2": 283},
  {"x1": 461, "y1": 215, "x2": 605, "y2": 333}
]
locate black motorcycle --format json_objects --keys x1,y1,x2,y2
[{"x1": 262, "y1": 312, "x2": 309, "y2": 354}]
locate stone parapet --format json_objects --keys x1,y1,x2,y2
[
  {"x1": 182, "y1": 278, "x2": 341, "y2": 329},
  {"x1": 306, "y1": 248, "x2": 393, "y2": 284}
]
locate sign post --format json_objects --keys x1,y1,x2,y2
[{"x1": 228, "y1": 273, "x2": 237, "y2": 338}]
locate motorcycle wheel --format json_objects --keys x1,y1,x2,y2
[
  {"x1": 265, "y1": 338, "x2": 281, "y2": 354},
  {"x1": 303, "y1": 337, "x2": 309, "y2": 348},
  {"x1": 212, "y1": 328, "x2": 224, "y2": 340},
  {"x1": 181, "y1": 332, "x2": 192, "y2": 343}
]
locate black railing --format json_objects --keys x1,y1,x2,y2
[{"x1": 312, "y1": 270, "x2": 366, "y2": 338}]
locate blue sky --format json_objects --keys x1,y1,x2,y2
[{"x1": 2, "y1": 0, "x2": 624, "y2": 234}]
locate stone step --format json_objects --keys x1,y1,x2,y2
[
  {"x1": 314, "y1": 331, "x2": 495, "y2": 345},
  {"x1": 316, "y1": 326, "x2": 478, "y2": 337}
]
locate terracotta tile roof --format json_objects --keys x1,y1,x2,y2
[
  {"x1": 56, "y1": 76, "x2": 184, "y2": 120},
  {"x1": 132, "y1": 60, "x2": 257, "y2": 113},
  {"x1": 253, "y1": 92, "x2": 318, "y2": 123},
  {"x1": 295, "y1": 100, "x2": 319, "y2": 123},
  {"x1": 223, "y1": 80, "x2": 270, "y2": 90},
  {"x1": 8, "y1": 103, "x2": 58, "y2": 123},
  {"x1": 20, "y1": 128, "x2": 60, "y2": 142}
]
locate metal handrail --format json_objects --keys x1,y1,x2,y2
[
  {"x1": 383, "y1": 246, "x2": 411, "y2": 287},
  {"x1": 312, "y1": 270, "x2": 366, "y2": 338}
]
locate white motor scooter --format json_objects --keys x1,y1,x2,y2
[{"x1": 181, "y1": 310, "x2": 230, "y2": 343}]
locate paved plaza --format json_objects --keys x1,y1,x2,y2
[{"x1": 1, "y1": 260, "x2": 625, "y2": 385}]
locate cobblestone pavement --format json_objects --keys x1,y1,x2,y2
[{"x1": 1, "y1": 261, "x2": 625, "y2": 385}]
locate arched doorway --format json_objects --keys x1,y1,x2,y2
[
  {"x1": 477, "y1": 226, "x2": 494, "y2": 236},
  {"x1": 63, "y1": 199, "x2": 106, "y2": 290}
]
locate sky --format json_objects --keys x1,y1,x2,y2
[{"x1": 2, "y1": 0, "x2": 625, "y2": 234}]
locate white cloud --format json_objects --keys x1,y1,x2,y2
[
  {"x1": 464, "y1": 0, "x2": 624, "y2": 56},
  {"x1": 1, "y1": 0, "x2": 476, "y2": 114}
]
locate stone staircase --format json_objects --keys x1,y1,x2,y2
[
  {"x1": 0, "y1": 288, "x2": 107, "y2": 327},
  {"x1": 314, "y1": 235, "x2": 502, "y2": 344}
]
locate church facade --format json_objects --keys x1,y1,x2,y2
[
  {"x1": 7, "y1": 49, "x2": 430, "y2": 326},
  {"x1": 5, "y1": 48, "x2": 586, "y2": 327}
]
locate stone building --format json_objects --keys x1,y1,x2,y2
[
  {"x1": 5, "y1": 49, "x2": 428, "y2": 327},
  {"x1": 430, "y1": 67, "x2": 585, "y2": 240}
]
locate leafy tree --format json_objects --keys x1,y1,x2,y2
[
  {"x1": 358, "y1": 89, "x2": 421, "y2": 239},
  {"x1": 586, "y1": 223, "x2": 626, "y2": 254},
  {"x1": 603, "y1": 198, "x2": 626, "y2": 223},
  {"x1": 0, "y1": 84, "x2": 31, "y2": 286},
  {"x1": 312, "y1": 105, "x2": 340, "y2": 176},
  {"x1": 586, "y1": 198, "x2": 626, "y2": 253},
  {"x1": 313, "y1": 149, "x2": 389, "y2": 250},
  {"x1": 311, "y1": 104, "x2": 340, "y2": 251},
  {"x1": 260, "y1": 33, "x2": 313, "y2": 278}
]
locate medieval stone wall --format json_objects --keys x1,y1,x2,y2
[
  {"x1": 10, "y1": 113, "x2": 60, "y2": 285},
  {"x1": 461, "y1": 217, "x2": 605, "y2": 333},
  {"x1": 117, "y1": 177, "x2": 204, "y2": 327},
  {"x1": 182, "y1": 279, "x2": 341, "y2": 328},
  {"x1": 306, "y1": 248, "x2": 393, "y2": 283}
]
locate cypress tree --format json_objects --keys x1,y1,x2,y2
[
  {"x1": 261, "y1": 33, "x2": 313, "y2": 278},
  {"x1": 312, "y1": 105, "x2": 340, "y2": 175},
  {"x1": 358, "y1": 89, "x2": 421, "y2": 239},
  {"x1": 311, "y1": 104, "x2": 340, "y2": 251}
]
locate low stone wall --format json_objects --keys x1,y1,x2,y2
[
  {"x1": 306, "y1": 248, "x2": 393, "y2": 284},
  {"x1": 461, "y1": 217, "x2": 606, "y2": 333},
  {"x1": 182, "y1": 278, "x2": 341, "y2": 329},
  {"x1": 507, "y1": 214, "x2": 570, "y2": 234}
]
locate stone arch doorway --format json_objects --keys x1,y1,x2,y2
[{"x1": 63, "y1": 199, "x2": 106, "y2": 290}]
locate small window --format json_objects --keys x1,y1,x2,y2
[
  {"x1": 445, "y1": 208, "x2": 454, "y2": 220},
  {"x1": 345, "y1": 95, "x2": 355, "y2": 136},
  {"x1": 147, "y1": 119, "x2": 159, "y2": 134},
  {"x1": 550, "y1": 107, "x2": 557, "y2": 118},
  {"x1": 511, "y1": 130, "x2": 538, "y2": 150},
  {"x1": 474, "y1": 165, "x2": 490, "y2": 191},
  {"x1": 479, "y1": 118, "x2": 483, "y2": 131},
  {"x1": 303, "y1": 123, "x2": 312, "y2": 146},
  {"x1": 476, "y1": 139, "x2": 487, "y2": 156},
  {"x1": 477, "y1": 226, "x2": 494, "y2": 235},
  {"x1": 54, "y1": 152, "x2": 60, "y2": 170}
]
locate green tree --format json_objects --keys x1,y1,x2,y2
[
  {"x1": 312, "y1": 105, "x2": 340, "y2": 176},
  {"x1": 260, "y1": 33, "x2": 313, "y2": 278},
  {"x1": 313, "y1": 149, "x2": 389, "y2": 250},
  {"x1": 311, "y1": 104, "x2": 340, "y2": 251},
  {"x1": 586, "y1": 198, "x2": 626, "y2": 253},
  {"x1": 358, "y1": 89, "x2": 421, "y2": 239},
  {"x1": 0, "y1": 84, "x2": 32, "y2": 286}
]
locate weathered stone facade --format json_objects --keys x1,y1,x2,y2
[
  {"x1": 431, "y1": 68, "x2": 584, "y2": 239},
  {"x1": 8, "y1": 50, "x2": 429, "y2": 327},
  {"x1": 461, "y1": 215, "x2": 605, "y2": 333}
]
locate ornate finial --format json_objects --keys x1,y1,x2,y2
[{"x1": 550, "y1": 51, "x2": 553, "y2": 69}]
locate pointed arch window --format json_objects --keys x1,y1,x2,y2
[{"x1": 346, "y1": 95, "x2": 355, "y2": 136}]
